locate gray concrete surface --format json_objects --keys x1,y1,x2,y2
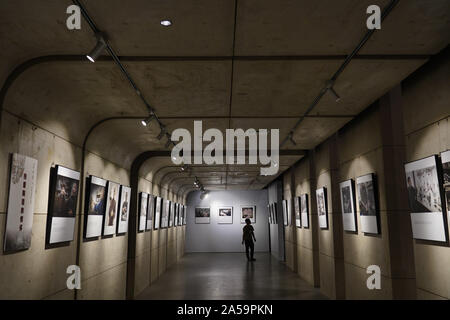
[{"x1": 136, "y1": 252, "x2": 327, "y2": 300}]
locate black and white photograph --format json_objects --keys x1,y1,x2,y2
[
  {"x1": 405, "y1": 155, "x2": 446, "y2": 242},
  {"x1": 282, "y1": 200, "x2": 288, "y2": 226},
  {"x1": 240, "y1": 205, "x2": 256, "y2": 224},
  {"x1": 168, "y1": 201, "x2": 174, "y2": 228},
  {"x1": 138, "y1": 192, "x2": 148, "y2": 232},
  {"x1": 174, "y1": 203, "x2": 179, "y2": 226},
  {"x1": 268, "y1": 204, "x2": 272, "y2": 224},
  {"x1": 356, "y1": 173, "x2": 380, "y2": 234},
  {"x1": 161, "y1": 199, "x2": 170, "y2": 228},
  {"x1": 316, "y1": 187, "x2": 328, "y2": 229},
  {"x1": 301, "y1": 194, "x2": 309, "y2": 229},
  {"x1": 103, "y1": 181, "x2": 120, "y2": 236},
  {"x1": 85, "y1": 176, "x2": 107, "y2": 239},
  {"x1": 154, "y1": 196, "x2": 162, "y2": 230},
  {"x1": 339, "y1": 179, "x2": 357, "y2": 232},
  {"x1": 146, "y1": 195, "x2": 154, "y2": 231},
  {"x1": 4, "y1": 153, "x2": 38, "y2": 253},
  {"x1": 441, "y1": 150, "x2": 450, "y2": 186},
  {"x1": 195, "y1": 207, "x2": 211, "y2": 224},
  {"x1": 179, "y1": 204, "x2": 184, "y2": 226},
  {"x1": 218, "y1": 206, "x2": 233, "y2": 224},
  {"x1": 183, "y1": 205, "x2": 188, "y2": 225},
  {"x1": 117, "y1": 186, "x2": 131, "y2": 234},
  {"x1": 47, "y1": 165, "x2": 80, "y2": 244},
  {"x1": 294, "y1": 196, "x2": 301, "y2": 228}
]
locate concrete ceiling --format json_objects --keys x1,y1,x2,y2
[{"x1": 1, "y1": 0, "x2": 449, "y2": 196}]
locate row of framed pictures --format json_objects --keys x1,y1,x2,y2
[
  {"x1": 3, "y1": 155, "x2": 187, "y2": 253},
  {"x1": 137, "y1": 193, "x2": 187, "y2": 232},
  {"x1": 194, "y1": 206, "x2": 256, "y2": 224}
]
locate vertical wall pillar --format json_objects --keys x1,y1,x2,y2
[
  {"x1": 379, "y1": 85, "x2": 417, "y2": 299},
  {"x1": 290, "y1": 166, "x2": 298, "y2": 273},
  {"x1": 308, "y1": 150, "x2": 321, "y2": 287},
  {"x1": 328, "y1": 133, "x2": 346, "y2": 299}
]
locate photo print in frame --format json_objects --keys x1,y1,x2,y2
[
  {"x1": 4, "y1": 153, "x2": 38, "y2": 253},
  {"x1": 339, "y1": 179, "x2": 357, "y2": 232},
  {"x1": 300, "y1": 194, "x2": 309, "y2": 229},
  {"x1": 195, "y1": 207, "x2": 211, "y2": 224},
  {"x1": 47, "y1": 165, "x2": 80, "y2": 244},
  {"x1": 218, "y1": 206, "x2": 233, "y2": 224},
  {"x1": 405, "y1": 155, "x2": 446, "y2": 242},
  {"x1": 103, "y1": 181, "x2": 120, "y2": 236},
  {"x1": 356, "y1": 173, "x2": 380, "y2": 234},
  {"x1": 241, "y1": 205, "x2": 256, "y2": 224},
  {"x1": 316, "y1": 187, "x2": 328, "y2": 229},
  {"x1": 117, "y1": 186, "x2": 131, "y2": 235},
  {"x1": 84, "y1": 175, "x2": 107, "y2": 239},
  {"x1": 138, "y1": 192, "x2": 148, "y2": 232}
]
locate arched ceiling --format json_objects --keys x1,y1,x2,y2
[{"x1": 1, "y1": 0, "x2": 449, "y2": 196}]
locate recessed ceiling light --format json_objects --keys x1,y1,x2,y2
[{"x1": 160, "y1": 20, "x2": 172, "y2": 27}]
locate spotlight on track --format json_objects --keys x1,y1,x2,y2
[
  {"x1": 288, "y1": 132, "x2": 296, "y2": 146},
  {"x1": 325, "y1": 80, "x2": 341, "y2": 102},
  {"x1": 329, "y1": 87, "x2": 341, "y2": 102},
  {"x1": 200, "y1": 189, "x2": 209, "y2": 200},
  {"x1": 141, "y1": 115, "x2": 154, "y2": 127},
  {"x1": 181, "y1": 165, "x2": 188, "y2": 172},
  {"x1": 86, "y1": 33, "x2": 107, "y2": 63}
]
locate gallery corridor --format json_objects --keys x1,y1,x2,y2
[{"x1": 136, "y1": 253, "x2": 327, "y2": 300}]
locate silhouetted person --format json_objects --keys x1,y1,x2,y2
[{"x1": 242, "y1": 218, "x2": 256, "y2": 261}]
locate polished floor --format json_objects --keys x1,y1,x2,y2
[{"x1": 136, "y1": 253, "x2": 327, "y2": 300}]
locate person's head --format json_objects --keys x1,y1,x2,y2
[{"x1": 245, "y1": 218, "x2": 251, "y2": 225}]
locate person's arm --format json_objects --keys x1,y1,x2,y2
[
  {"x1": 242, "y1": 228, "x2": 245, "y2": 244},
  {"x1": 252, "y1": 227, "x2": 256, "y2": 241}
]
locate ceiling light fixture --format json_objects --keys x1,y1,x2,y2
[
  {"x1": 288, "y1": 132, "x2": 296, "y2": 146},
  {"x1": 141, "y1": 115, "x2": 154, "y2": 127},
  {"x1": 160, "y1": 19, "x2": 172, "y2": 27},
  {"x1": 325, "y1": 80, "x2": 341, "y2": 102},
  {"x1": 86, "y1": 33, "x2": 107, "y2": 63}
]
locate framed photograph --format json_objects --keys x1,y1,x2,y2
[
  {"x1": 146, "y1": 194, "x2": 154, "y2": 231},
  {"x1": 301, "y1": 194, "x2": 309, "y2": 228},
  {"x1": 267, "y1": 204, "x2": 272, "y2": 224},
  {"x1": 282, "y1": 200, "x2": 288, "y2": 226},
  {"x1": 174, "y1": 203, "x2": 179, "y2": 226},
  {"x1": 84, "y1": 176, "x2": 107, "y2": 239},
  {"x1": 195, "y1": 207, "x2": 210, "y2": 224},
  {"x1": 154, "y1": 196, "x2": 162, "y2": 230},
  {"x1": 178, "y1": 203, "x2": 182, "y2": 226},
  {"x1": 356, "y1": 173, "x2": 380, "y2": 234},
  {"x1": 441, "y1": 150, "x2": 450, "y2": 186},
  {"x1": 183, "y1": 206, "x2": 187, "y2": 225},
  {"x1": 316, "y1": 187, "x2": 328, "y2": 229},
  {"x1": 218, "y1": 206, "x2": 233, "y2": 224},
  {"x1": 161, "y1": 199, "x2": 170, "y2": 228},
  {"x1": 47, "y1": 165, "x2": 80, "y2": 244},
  {"x1": 117, "y1": 186, "x2": 131, "y2": 234},
  {"x1": 168, "y1": 201, "x2": 174, "y2": 228},
  {"x1": 103, "y1": 181, "x2": 120, "y2": 236},
  {"x1": 405, "y1": 155, "x2": 446, "y2": 242},
  {"x1": 294, "y1": 196, "x2": 302, "y2": 228},
  {"x1": 241, "y1": 205, "x2": 256, "y2": 224},
  {"x1": 138, "y1": 192, "x2": 149, "y2": 232},
  {"x1": 340, "y1": 179, "x2": 357, "y2": 232},
  {"x1": 4, "y1": 153, "x2": 38, "y2": 253}
]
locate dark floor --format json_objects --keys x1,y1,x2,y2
[{"x1": 136, "y1": 253, "x2": 327, "y2": 300}]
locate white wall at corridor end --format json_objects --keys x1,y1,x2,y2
[{"x1": 185, "y1": 190, "x2": 269, "y2": 253}]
